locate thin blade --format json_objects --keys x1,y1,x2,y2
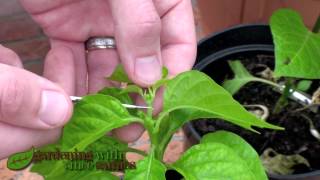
[{"x1": 69, "y1": 96, "x2": 150, "y2": 109}]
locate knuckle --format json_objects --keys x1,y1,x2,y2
[
  {"x1": 133, "y1": 2, "x2": 160, "y2": 25},
  {"x1": 4, "y1": 48, "x2": 19, "y2": 60},
  {"x1": 0, "y1": 46, "x2": 21, "y2": 66},
  {"x1": 0, "y1": 70, "x2": 25, "y2": 120},
  {"x1": 153, "y1": 0, "x2": 183, "y2": 16},
  {"x1": 128, "y1": 18, "x2": 161, "y2": 38}
]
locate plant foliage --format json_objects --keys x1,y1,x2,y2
[
  {"x1": 271, "y1": 9, "x2": 320, "y2": 79},
  {"x1": 30, "y1": 66, "x2": 280, "y2": 179}
]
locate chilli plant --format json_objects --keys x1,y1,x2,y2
[
  {"x1": 29, "y1": 11, "x2": 320, "y2": 180},
  {"x1": 27, "y1": 64, "x2": 282, "y2": 180}
]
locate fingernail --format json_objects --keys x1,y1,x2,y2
[
  {"x1": 39, "y1": 90, "x2": 69, "y2": 127},
  {"x1": 135, "y1": 55, "x2": 161, "y2": 85}
]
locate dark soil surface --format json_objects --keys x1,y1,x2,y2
[{"x1": 193, "y1": 54, "x2": 320, "y2": 174}]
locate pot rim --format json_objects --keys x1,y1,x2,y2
[{"x1": 197, "y1": 23, "x2": 269, "y2": 45}]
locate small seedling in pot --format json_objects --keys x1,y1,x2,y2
[
  {"x1": 224, "y1": 9, "x2": 320, "y2": 114},
  {"x1": 30, "y1": 64, "x2": 282, "y2": 180},
  {"x1": 222, "y1": 9, "x2": 320, "y2": 175}
]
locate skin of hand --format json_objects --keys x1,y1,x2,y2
[{"x1": 0, "y1": 0, "x2": 196, "y2": 159}]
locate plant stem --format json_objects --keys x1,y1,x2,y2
[
  {"x1": 127, "y1": 147, "x2": 148, "y2": 156},
  {"x1": 141, "y1": 87, "x2": 162, "y2": 160},
  {"x1": 313, "y1": 15, "x2": 320, "y2": 33},
  {"x1": 145, "y1": 87, "x2": 156, "y2": 118},
  {"x1": 154, "y1": 135, "x2": 171, "y2": 160},
  {"x1": 273, "y1": 78, "x2": 294, "y2": 114},
  {"x1": 253, "y1": 77, "x2": 282, "y2": 89}
]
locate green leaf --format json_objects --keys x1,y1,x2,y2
[
  {"x1": 172, "y1": 143, "x2": 256, "y2": 180},
  {"x1": 271, "y1": 9, "x2": 320, "y2": 79},
  {"x1": 162, "y1": 67, "x2": 169, "y2": 79},
  {"x1": 155, "y1": 71, "x2": 282, "y2": 159},
  {"x1": 30, "y1": 144, "x2": 60, "y2": 176},
  {"x1": 61, "y1": 94, "x2": 138, "y2": 150},
  {"x1": 161, "y1": 70, "x2": 282, "y2": 131},
  {"x1": 31, "y1": 94, "x2": 139, "y2": 179},
  {"x1": 223, "y1": 60, "x2": 254, "y2": 95},
  {"x1": 124, "y1": 155, "x2": 166, "y2": 180},
  {"x1": 98, "y1": 87, "x2": 138, "y2": 115},
  {"x1": 33, "y1": 156, "x2": 119, "y2": 180},
  {"x1": 99, "y1": 86, "x2": 144, "y2": 117},
  {"x1": 107, "y1": 64, "x2": 132, "y2": 83},
  {"x1": 152, "y1": 79, "x2": 170, "y2": 89},
  {"x1": 296, "y1": 80, "x2": 312, "y2": 92},
  {"x1": 120, "y1": 85, "x2": 143, "y2": 96},
  {"x1": 151, "y1": 67, "x2": 169, "y2": 90},
  {"x1": 88, "y1": 136, "x2": 146, "y2": 156},
  {"x1": 223, "y1": 60, "x2": 279, "y2": 95},
  {"x1": 7, "y1": 147, "x2": 34, "y2": 170},
  {"x1": 33, "y1": 161, "x2": 118, "y2": 180},
  {"x1": 153, "y1": 79, "x2": 170, "y2": 90},
  {"x1": 87, "y1": 136, "x2": 128, "y2": 151},
  {"x1": 200, "y1": 131, "x2": 267, "y2": 180},
  {"x1": 31, "y1": 138, "x2": 122, "y2": 180}
]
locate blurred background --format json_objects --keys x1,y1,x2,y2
[
  {"x1": 0, "y1": 0, "x2": 319, "y2": 179},
  {"x1": 195, "y1": 0, "x2": 319, "y2": 38}
]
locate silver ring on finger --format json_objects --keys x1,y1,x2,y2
[{"x1": 85, "y1": 37, "x2": 116, "y2": 52}]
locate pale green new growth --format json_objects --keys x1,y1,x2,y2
[
  {"x1": 296, "y1": 80, "x2": 312, "y2": 92},
  {"x1": 223, "y1": 60, "x2": 280, "y2": 95},
  {"x1": 107, "y1": 64, "x2": 132, "y2": 83}
]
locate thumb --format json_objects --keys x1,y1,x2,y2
[
  {"x1": 0, "y1": 64, "x2": 72, "y2": 129},
  {"x1": 109, "y1": 0, "x2": 162, "y2": 87}
]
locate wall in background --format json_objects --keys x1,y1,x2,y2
[{"x1": 196, "y1": 0, "x2": 320, "y2": 37}]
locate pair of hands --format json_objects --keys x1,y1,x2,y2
[{"x1": 0, "y1": 0, "x2": 196, "y2": 159}]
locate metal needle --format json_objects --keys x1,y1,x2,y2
[{"x1": 69, "y1": 96, "x2": 150, "y2": 109}]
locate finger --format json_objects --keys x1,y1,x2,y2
[
  {"x1": 155, "y1": 0, "x2": 197, "y2": 76},
  {"x1": 0, "y1": 64, "x2": 72, "y2": 129},
  {"x1": 112, "y1": 94, "x2": 145, "y2": 143},
  {"x1": 134, "y1": 88, "x2": 163, "y2": 116},
  {"x1": 151, "y1": 87, "x2": 164, "y2": 115},
  {"x1": 43, "y1": 45, "x2": 76, "y2": 95},
  {"x1": 87, "y1": 49, "x2": 119, "y2": 93},
  {"x1": 0, "y1": 45, "x2": 23, "y2": 68},
  {"x1": 19, "y1": 0, "x2": 74, "y2": 14},
  {"x1": 20, "y1": 0, "x2": 113, "y2": 42},
  {"x1": 50, "y1": 40, "x2": 87, "y2": 96},
  {"x1": 88, "y1": 49, "x2": 144, "y2": 142},
  {"x1": 148, "y1": 0, "x2": 196, "y2": 127},
  {"x1": 87, "y1": 48, "x2": 144, "y2": 142},
  {"x1": 109, "y1": 0, "x2": 162, "y2": 87},
  {"x1": 0, "y1": 121, "x2": 61, "y2": 159},
  {"x1": 112, "y1": 123, "x2": 144, "y2": 143},
  {"x1": 114, "y1": 91, "x2": 163, "y2": 142}
]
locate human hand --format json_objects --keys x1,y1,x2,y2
[
  {"x1": 19, "y1": 0, "x2": 196, "y2": 143},
  {"x1": 0, "y1": 45, "x2": 73, "y2": 159}
]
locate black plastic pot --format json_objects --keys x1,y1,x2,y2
[{"x1": 184, "y1": 24, "x2": 320, "y2": 180}]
